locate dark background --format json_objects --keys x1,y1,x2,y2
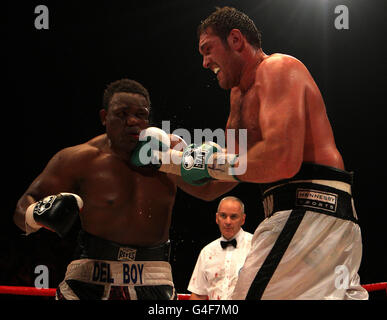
[{"x1": 3, "y1": 0, "x2": 386, "y2": 299}]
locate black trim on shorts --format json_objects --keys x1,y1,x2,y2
[
  {"x1": 245, "y1": 208, "x2": 306, "y2": 300},
  {"x1": 74, "y1": 230, "x2": 171, "y2": 262},
  {"x1": 262, "y1": 182, "x2": 358, "y2": 223}
]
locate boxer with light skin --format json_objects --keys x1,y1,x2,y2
[
  {"x1": 132, "y1": 7, "x2": 368, "y2": 300},
  {"x1": 136, "y1": 12, "x2": 344, "y2": 183}
]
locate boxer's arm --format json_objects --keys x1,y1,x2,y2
[
  {"x1": 173, "y1": 57, "x2": 308, "y2": 185},
  {"x1": 175, "y1": 177, "x2": 238, "y2": 201},
  {"x1": 168, "y1": 134, "x2": 238, "y2": 200},
  {"x1": 230, "y1": 57, "x2": 307, "y2": 183},
  {"x1": 13, "y1": 147, "x2": 82, "y2": 232}
]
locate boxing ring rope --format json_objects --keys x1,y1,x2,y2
[
  {"x1": 361, "y1": 282, "x2": 387, "y2": 293},
  {"x1": 0, "y1": 285, "x2": 190, "y2": 299},
  {"x1": 0, "y1": 286, "x2": 56, "y2": 297},
  {"x1": 0, "y1": 283, "x2": 385, "y2": 299}
]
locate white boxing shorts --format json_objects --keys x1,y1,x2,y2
[
  {"x1": 232, "y1": 163, "x2": 369, "y2": 300},
  {"x1": 56, "y1": 231, "x2": 176, "y2": 300},
  {"x1": 56, "y1": 259, "x2": 175, "y2": 300}
]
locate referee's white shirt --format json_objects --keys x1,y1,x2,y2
[{"x1": 188, "y1": 228, "x2": 253, "y2": 300}]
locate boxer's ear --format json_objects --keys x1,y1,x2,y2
[
  {"x1": 227, "y1": 29, "x2": 244, "y2": 51},
  {"x1": 99, "y1": 109, "x2": 107, "y2": 126}
]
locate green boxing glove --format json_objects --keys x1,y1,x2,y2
[{"x1": 180, "y1": 142, "x2": 222, "y2": 186}]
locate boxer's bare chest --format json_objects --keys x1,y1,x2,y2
[
  {"x1": 227, "y1": 88, "x2": 262, "y2": 149},
  {"x1": 77, "y1": 152, "x2": 176, "y2": 210}
]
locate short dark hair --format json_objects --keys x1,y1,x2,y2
[
  {"x1": 102, "y1": 78, "x2": 151, "y2": 111},
  {"x1": 197, "y1": 7, "x2": 262, "y2": 49}
]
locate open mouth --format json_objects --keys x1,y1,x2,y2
[
  {"x1": 126, "y1": 130, "x2": 140, "y2": 139},
  {"x1": 213, "y1": 67, "x2": 220, "y2": 75}
]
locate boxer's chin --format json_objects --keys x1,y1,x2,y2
[
  {"x1": 217, "y1": 73, "x2": 237, "y2": 90},
  {"x1": 218, "y1": 78, "x2": 232, "y2": 90},
  {"x1": 120, "y1": 136, "x2": 138, "y2": 152}
]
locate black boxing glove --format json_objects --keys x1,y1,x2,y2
[{"x1": 25, "y1": 193, "x2": 83, "y2": 238}]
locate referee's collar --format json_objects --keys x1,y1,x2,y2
[{"x1": 220, "y1": 228, "x2": 244, "y2": 243}]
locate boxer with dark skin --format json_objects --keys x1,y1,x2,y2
[
  {"x1": 13, "y1": 80, "x2": 234, "y2": 246},
  {"x1": 13, "y1": 79, "x2": 237, "y2": 300},
  {"x1": 14, "y1": 83, "x2": 172, "y2": 246}
]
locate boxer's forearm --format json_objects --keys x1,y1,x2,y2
[
  {"x1": 13, "y1": 194, "x2": 37, "y2": 232},
  {"x1": 160, "y1": 148, "x2": 239, "y2": 182},
  {"x1": 176, "y1": 177, "x2": 238, "y2": 201},
  {"x1": 163, "y1": 149, "x2": 239, "y2": 199}
]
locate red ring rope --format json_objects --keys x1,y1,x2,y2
[
  {"x1": 0, "y1": 283, "x2": 385, "y2": 298},
  {"x1": 0, "y1": 286, "x2": 56, "y2": 296},
  {"x1": 0, "y1": 286, "x2": 191, "y2": 299},
  {"x1": 361, "y1": 282, "x2": 387, "y2": 292}
]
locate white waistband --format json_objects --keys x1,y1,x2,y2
[{"x1": 64, "y1": 259, "x2": 173, "y2": 287}]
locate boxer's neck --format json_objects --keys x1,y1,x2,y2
[
  {"x1": 238, "y1": 49, "x2": 266, "y2": 93},
  {"x1": 106, "y1": 137, "x2": 135, "y2": 163}
]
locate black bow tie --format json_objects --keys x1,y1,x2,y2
[{"x1": 221, "y1": 238, "x2": 237, "y2": 249}]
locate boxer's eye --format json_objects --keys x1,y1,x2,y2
[
  {"x1": 137, "y1": 112, "x2": 148, "y2": 119},
  {"x1": 116, "y1": 111, "x2": 126, "y2": 118}
]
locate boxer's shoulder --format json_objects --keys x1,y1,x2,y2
[
  {"x1": 51, "y1": 136, "x2": 104, "y2": 167},
  {"x1": 86, "y1": 134, "x2": 108, "y2": 150},
  {"x1": 255, "y1": 53, "x2": 311, "y2": 91},
  {"x1": 258, "y1": 53, "x2": 307, "y2": 77},
  {"x1": 260, "y1": 53, "x2": 303, "y2": 66}
]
